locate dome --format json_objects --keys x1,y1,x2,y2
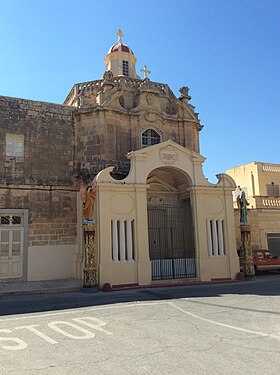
[
  {"x1": 104, "y1": 29, "x2": 140, "y2": 79},
  {"x1": 108, "y1": 43, "x2": 134, "y2": 55}
]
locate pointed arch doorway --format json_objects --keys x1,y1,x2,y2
[{"x1": 147, "y1": 167, "x2": 196, "y2": 280}]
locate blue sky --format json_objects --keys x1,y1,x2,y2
[{"x1": 0, "y1": 0, "x2": 279, "y2": 181}]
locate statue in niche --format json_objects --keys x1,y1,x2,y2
[
  {"x1": 237, "y1": 190, "x2": 250, "y2": 224},
  {"x1": 80, "y1": 185, "x2": 97, "y2": 224}
]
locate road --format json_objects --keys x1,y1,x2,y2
[{"x1": 1, "y1": 274, "x2": 280, "y2": 375}]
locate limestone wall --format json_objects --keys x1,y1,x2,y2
[
  {"x1": 234, "y1": 208, "x2": 280, "y2": 250},
  {"x1": 0, "y1": 95, "x2": 75, "y2": 185},
  {"x1": 0, "y1": 96, "x2": 78, "y2": 281},
  {"x1": 70, "y1": 77, "x2": 202, "y2": 182}
]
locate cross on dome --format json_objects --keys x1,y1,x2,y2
[
  {"x1": 140, "y1": 65, "x2": 151, "y2": 79},
  {"x1": 116, "y1": 29, "x2": 123, "y2": 43},
  {"x1": 104, "y1": 30, "x2": 140, "y2": 79}
]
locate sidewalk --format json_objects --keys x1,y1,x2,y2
[
  {"x1": 0, "y1": 277, "x2": 240, "y2": 297},
  {"x1": 0, "y1": 278, "x2": 83, "y2": 297},
  {"x1": 1, "y1": 274, "x2": 278, "y2": 298}
]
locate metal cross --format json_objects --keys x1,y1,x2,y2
[
  {"x1": 116, "y1": 29, "x2": 123, "y2": 43},
  {"x1": 140, "y1": 65, "x2": 151, "y2": 79}
]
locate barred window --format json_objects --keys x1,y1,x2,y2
[
  {"x1": 142, "y1": 129, "x2": 161, "y2": 148},
  {"x1": 122, "y1": 60, "x2": 129, "y2": 76}
]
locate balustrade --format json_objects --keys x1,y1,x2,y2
[
  {"x1": 255, "y1": 196, "x2": 280, "y2": 208},
  {"x1": 65, "y1": 77, "x2": 177, "y2": 105},
  {"x1": 262, "y1": 165, "x2": 280, "y2": 172}
]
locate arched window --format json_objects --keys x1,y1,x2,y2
[{"x1": 142, "y1": 129, "x2": 161, "y2": 148}]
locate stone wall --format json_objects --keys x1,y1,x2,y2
[
  {"x1": 68, "y1": 78, "x2": 202, "y2": 182},
  {"x1": 0, "y1": 95, "x2": 77, "y2": 246},
  {"x1": 0, "y1": 95, "x2": 75, "y2": 185},
  {"x1": 234, "y1": 208, "x2": 280, "y2": 250},
  {"x1": 75, "y1": 109, "x2": 201, "y2": 182}
]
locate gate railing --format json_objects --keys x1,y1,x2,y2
[{"x1": 151, "y1": 258, "x2": 196, "y2": 280}]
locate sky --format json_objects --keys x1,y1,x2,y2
[{"x1": 0, "y1": 0, "x2": 279, "y2": 182}]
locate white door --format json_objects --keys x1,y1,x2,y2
[{"x1": 0, "y1": 214, "x2": 24, "y2": 279}]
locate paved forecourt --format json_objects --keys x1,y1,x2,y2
[{"x1": 1, "y1": 290, "x2": 280, "y2": 375}]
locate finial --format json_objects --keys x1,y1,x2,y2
[
  {"x1": 140, "y1": 64, "x2": 151, "y2": 79},
  {"x1": 116, "y1": 29, "x2": 123, "y2": 43},
  {"x1": 179, "y1": 86, "x2": 191, "y2": 103}
]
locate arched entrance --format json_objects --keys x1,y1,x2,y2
[{"x1": 147, "y1": 167, "x2": 196, "y2": 280}]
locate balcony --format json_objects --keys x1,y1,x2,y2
[{"x1": 255, "y1": 196, "x2": 280, "y2": 209}]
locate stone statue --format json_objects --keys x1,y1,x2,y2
[
  {"x1": 81, "y1": 185, "x2": 96, "y2": 223},
  {"x1": 237, "y1": 191, "x2": 249, "y2": 224},
  {"x1": 103, "y1": 70, "x2": 113, "y2": 82}
]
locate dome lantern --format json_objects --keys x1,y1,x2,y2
[{"x1": 104, "y1": 29, "x2": 140, "y2": 79}]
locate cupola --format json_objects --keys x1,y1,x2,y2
[{"x1": 104, "y1": 29, "x2": 140, "y2": 79}]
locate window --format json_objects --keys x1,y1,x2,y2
[
  {"x1": 206, "y1": 219, "x2": 225, "y2": 256},
  {"x1": 0, "y1": 215, "x2": 22, "y2": 226},
  {"x1": 111, "y1": 220, "x2": 134, "y2": 262},
  {"x1": 142, "y1": 129, "x2": 161, "y2": 148},
  {"x1": 122, "y1": 60, "x2": 129, "y2": 76},
  {"x1": 267, "y1": 183, "x2": 279, "y2": 197},
  {"x1": 6, "y1": 134, "x2": 24, "y2": 157},
  {"x1": 267, "y1": 233, "x2": 280, "y2": 257}
]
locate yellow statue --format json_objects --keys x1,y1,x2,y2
[{"x1": 80, "y1": 185, "x2": 96, "y2": 223}]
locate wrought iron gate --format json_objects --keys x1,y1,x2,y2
[{"x1": 148, "y1": 202, "x2": 196, "y2": 280}]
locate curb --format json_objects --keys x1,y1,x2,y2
[{"x1": 0, "y1": 286, "x2": 81, "y2": 297}]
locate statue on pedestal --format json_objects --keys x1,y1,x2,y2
[
  {"x1": 237, "y1": 190, "x2": 255, "y2": 280},
  {"x1": 80, "y1": 185, "x2": 96, "y2": 224},
  {"x1": 80, "y1": 184, "x2": 98, "y2": 289},
  {"x1": 237, "y1": 190, "x2": 249, "y2": 224}
]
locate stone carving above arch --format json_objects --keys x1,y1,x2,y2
[{"x1": 159, "y1": 145, "x2": 178, "y2": 165}]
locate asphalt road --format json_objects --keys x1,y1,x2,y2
[{"x1": 1, "y1": 274, "x2": 280, "y2": 375}]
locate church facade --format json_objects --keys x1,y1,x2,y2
[{"x1": 0, "y1": 31, "x2": 239, "y2": 286}]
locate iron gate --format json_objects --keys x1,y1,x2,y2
[{"x1": 148, "y1": 202, "x2": 196, "y2": 280}]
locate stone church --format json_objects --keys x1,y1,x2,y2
[{"x1": 0, "y1": 30, "x2": 239, "y2": 287}]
